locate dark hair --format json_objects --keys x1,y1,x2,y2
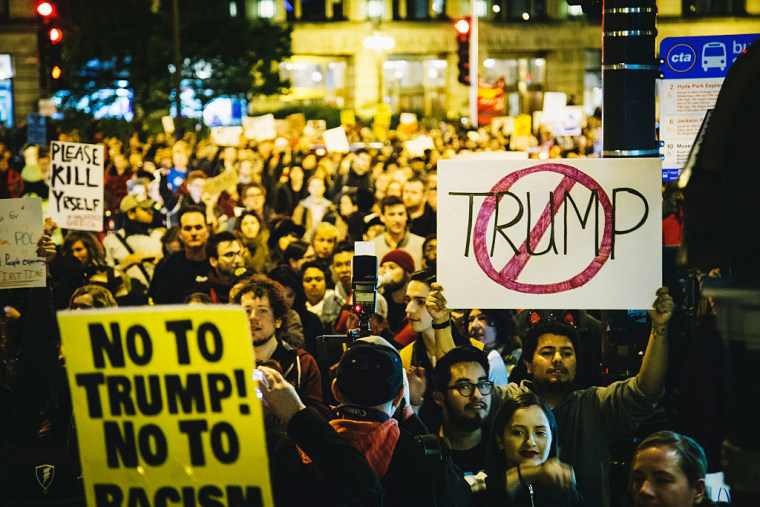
[
  {"x1": 63, "y1": 230, "x2": 105, "y2": 266},
  {"x1": 410, "y1": 268, "x2": 436, "y2": 287},
  {"x1": 522, "y1": 318, "x2": 581, "y2": 368},
  {"x1": 241, "y1": 182, "x2": 266, "y2": 198},
  {"x1": 233, "y1": 210, "x2": 262, "y2": 235},
  {"x1": 632, "y1": 431, "x2": 707, "y2": 487},
  {"x1": 68, "y1": 284, "x2": 117, "y2": 308},
  {"x1": 206, "y1": 231, "x2": 240, "y2": 259},
  {"x1": 486, "y1": 392, "x2": 559, "y2": 476},
  {"x1": 184, "y1": 292, "x2": 214, "y2": 304},
  {"x1": 300, "y1": 260, "x2": 333, "y2": 289},
  {"x1": 178, "y1": 204, "x2": 206, "y2": 226},
  {"x1": 230, "y1": 275, "x2": 290, "y2": 325},
  {"x1": 283, "y1": 240, "x2": 309, "y2": 264},
  {"x1": 268, "y1": 266, "x2": 308, "y2": 312},
  {"x1": 432, "y1": 346, "x2": 490, "y2": 393},
  {"x1": 161, "y1": 225, "x2": 181, "y2": 256},
  {"x1": 333, "y1": 239, "x2": 354, "y2": 256},
  {"x1": 381, "y1": 195, "x2": 405, "y2": 214},
  {"x1": 465, "y1": 309, "x2": 519, "y2": 349},
  {"x1": 404, "y1": 175, "x2": 427, "y2": 191}
]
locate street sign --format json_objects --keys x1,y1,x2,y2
[{"x1": 659, "y1": 34, "x2": 760, "y2": 181}]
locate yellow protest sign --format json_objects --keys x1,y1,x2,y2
[
  {"x1": 57, "y1": 306, "x2": 273, "y2": 507},
  {"x1": 514, "y1": 113, "x2": 532, "y2": 137},
  {"x1": 340, "y1": 109, "x2": 356, "y2": 126}
]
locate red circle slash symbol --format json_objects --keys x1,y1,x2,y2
[{"x1": 472, "y1": 163, "x2": 613, "y2": 294}]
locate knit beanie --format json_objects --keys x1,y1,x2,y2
[{"x1": 380, "y1": 249, "x2": 415, "y2": 274}]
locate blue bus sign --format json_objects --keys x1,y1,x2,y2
[{"x1": 660, "y1": 34, "x2": 760, "y2": 79}]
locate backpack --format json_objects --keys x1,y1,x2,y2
[{"x1": 414, "y1": 434, "x2": 473, "y2": 507}]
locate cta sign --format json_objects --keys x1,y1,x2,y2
[
  {"x1": 659, "y1": 34, "x2": 759, "y2": 180},
  {"x1": 660, "y1": 34, "x2": 759, "y2": 80}
]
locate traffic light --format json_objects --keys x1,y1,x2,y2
[
  {"x1": 36, "y1": 1, "x2": 64, "y2": 88},
  {"x1": 455, "y1": 18, "x2": 470, "y2": 85}
]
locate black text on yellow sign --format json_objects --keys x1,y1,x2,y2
[{"x1": 58, "y1": 306, "x2": 273, "y2": 507}]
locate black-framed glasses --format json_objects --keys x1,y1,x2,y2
[{"x1": 447, "y1": 381, "x2": 494, "y2": 397}]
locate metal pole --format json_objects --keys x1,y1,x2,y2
[
  {"x1": 469, "y1": 0, "x2": 478, "y2": 127},
  {"x1": 172, "y1": 0, "x2": 183, "y2": 133},
  {"x1": 601, "y1": 0, "x2": 658, "y2": 157}
]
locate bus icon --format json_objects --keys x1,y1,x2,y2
[{"x1": 702, "y1": 42, "x2": 726, "y2": 72}]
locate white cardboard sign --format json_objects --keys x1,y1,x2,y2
[
  {"x1": 50, "y1": 141, "x2": 104, "y2": 232},
  {"x1": 437, "y1": 158, "x2": 662, "y2": 309},
  {"x1": 0, "y1": 197, "x2": 46, "y2": 289},
  {"x1": 243, "y1": 114, "x2": 277, "y2": 141},
  {"x1": 323, "y1": 126, "x2": 349, "y2": 153}
]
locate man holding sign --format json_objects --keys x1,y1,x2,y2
[{"x1": 427, "y1": 286, "x2": 673, "y2": 507}]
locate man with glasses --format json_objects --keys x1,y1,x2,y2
[{"x1": 430, "y1": 346, "x2": 495, "y2": 498}]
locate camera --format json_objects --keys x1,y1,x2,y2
[{"x1": 315, "y1": 242, "x2": 379, "y2": 366}]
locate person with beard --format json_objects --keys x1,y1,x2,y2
[
  {"x1": 205, "y1": 231, "x2": 250, "y2": 303},
  {"x1": 496, "y1": 288, "x2": 674, "y2": 507},
  {"x1": 430, "y1": 347, "x2": 495, "y2": 498},
  {"x1": 103, "y1": 194, "x2": 165, "y2": 299},
  {"x1": 230, "y1": 275, "x2": 328, "y2": 417},
  {"x1": 403, "y1": 176, "x2": 436, "y2": 238},
  {"x1": 378, "y1": 249, "x2": 415, "y2": 336}
]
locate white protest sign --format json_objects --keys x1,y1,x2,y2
[
  {"x1": 404, "y1": 135, "x2": 435, "y2": 158},
  {"x1": 210, "y1": 126, "x2": 243, "y2": 147},
  {"x1": 437, "y1": 158, "x2": 662, "y2": 309},
  {"x1": 243, "y1": 115, "x2": 277, "y2": 141},
  {"x1": 0, "y1": 197, "x2": 46, "y2": 289},
  {"x1": 541, "y1": 92, "x2": 567, "y2": 123},
  {"x1": 323, "y1": 126, "x2": 349, "y2": 153},
  {"x1": 50, "y1": 141, "x2": 104, "y2": 232}
]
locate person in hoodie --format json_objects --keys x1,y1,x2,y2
[{"x1": 270, "y1": 336, "x2": 473, "y2": 507}]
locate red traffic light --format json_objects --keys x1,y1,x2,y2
[
  {"x1": 49, "y1": 27, "x2": 62, "y2": 44},
  {"x1": 36, "y1": 1, "x2": 54, "y2": 17},
  {"x1": 454, "y1": 18, "x2": 470, "y2": 36}
]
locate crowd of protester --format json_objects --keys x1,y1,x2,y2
[{"x1": 0, "y1": 116, "x2": 722, "y2": 506}]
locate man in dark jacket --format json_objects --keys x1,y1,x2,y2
[
  {"x1": 230, "y1": 274, "x2": 328, "y2": 418},
  {"x1": 270, "y1": 336, "x2": 473, "y2": 507}
]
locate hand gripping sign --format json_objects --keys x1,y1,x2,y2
[
  {"x1": 437, "y1": 159, "x2": 662, "y2": 309},
  {"x1": 57, "y1": 305, "x2": 274, "y2": 507}
]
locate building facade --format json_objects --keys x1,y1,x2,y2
[{"x1": 1, "y1": 0, "x2": 759, "y2": 126}]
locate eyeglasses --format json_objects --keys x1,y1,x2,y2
[{"x1": 446, "y1": 381, "x2": 494, "y2": 397}]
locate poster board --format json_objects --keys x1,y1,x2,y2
[
  {"x1": 437, "y1": 158, "x2": 662, "y2": 309},
  {"x1": 210, "y1": 127, "x2": 243, "y2": 147},
  {"x1": 242, "y1": 115, "x2": 277, "y2": 141},
  {"x1": 57, "y1": 306, "x2": 273, "y2": 507},
  {"x1": 0, "y1": 197, "x2": 46, "y2": 289},
  {"x1": 323, "y1": 126, "x2": 349, "y2": 153},
  {"x1": 49, "y1": 141, "x2": 104, "y2": 232},
  {"x1": 204, "y1": 169, "x2": 239, "y2": 196}
]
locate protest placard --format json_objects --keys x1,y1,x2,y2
[
  {"x1": 242, "y1": 115, "x2": 277, "y2": 141},
  {"x1": 437, "y1": 158, "x2": 662, "y2": 309},
  {"x1": 0, "y1": 197, "x2": 46, "y2": 289},
  {"x1": 204, "y1": 169, "x2": 239, "y2": 196},
  {"x1": 323, "y1": 126, "x2": 349, "y2": 153},
  {"x1": 57, "y1": 305, "x2": 273, "y2": 507},
  {"x1": 210, "y1": 126, "x2": 243, "y2": 147},
  {"x1": 49, "y1": 141, "x2": 104, "y2": 232},
  {"x1": 404, "y1": 135, "x2": 435, "y2": 158}
]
